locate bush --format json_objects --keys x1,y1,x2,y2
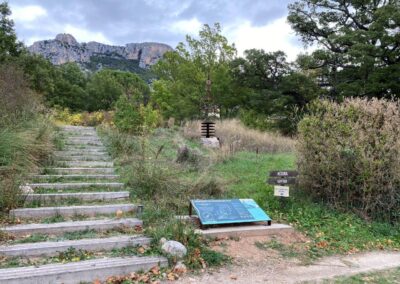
[
  {"x1": 0, "y1": 63, "x2": 42, "y2": 127},
  {"x1": 114, "y1": 96, "x2": 161, "y2": 134},
  {"x1": 52, "y1": 108, "x2": 114, "y2": 126},
  {"x1": 239, "y1": 108, "x2": 303, "y2": 136},
  {"x1": 0, "y1": 119, "x2": 54, "y2": 214},
  {"x1": 297, "y1": 98, "x2": 400, "y2": 223}
]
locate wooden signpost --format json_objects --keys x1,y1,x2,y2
[{"x1": 267, "y1": 170, "x2": 298, "y2": 198}]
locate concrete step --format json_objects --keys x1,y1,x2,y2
[
  {"x1": 31, "y1": 174, "x2": 120, "y2": 181},
  {"x1": 2, "y1": 218, "x2": 142, "y2": 236},
  {"x1": 64, "y1": 141, "x2": 103, "y2": 146},
  {"x1": 25, "y1": 191, "x2": 129, "y2": 202},
  {"x1": 10, "y1": 204, "x2": 137, "y2": 219},
  {"x1": 65, "y1": 137, "x2": 101, "y2": 141},
  {"x1": 61, "y1": 161, "x2": 114, "y2": 167},
  {"x1": 64, "y1": 143, "x2": 104, "y2": 148},
  {"x1": 49, "y1": 168, "x2": 115, "y2": 174},
  {"x1": 28, "y1": 182, "x2": 124, "y2": 190},
  {"x1": 64, "y1": 135, "x2": 101, "y2": 141},
  {"x1": 0, "y1": 255, "x2": 167, "y2": 284},
  {"x1": 0, "y1": 236, "x2": 151, "y2": 257},
  {"x1": 60, "y1": 129, "x2": 97, "y2": 134},
  {"x1": 61, "y1": 126, "x2": 95, "y2": 130},
  {"x1": 62, "y1": 132, "x2": 97, "y2": 137},
  {"x1": 53, "y1": 155, "x2": 111, "y2": 161},
  {"x1": 64, "y1": 146, "x2": 107, "y2": 151},
  {"x1": 54, "y1": 150, "x2": 109, "y2": 156}
]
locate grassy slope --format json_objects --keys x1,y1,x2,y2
[
  {"x1": 209, "y1": 151, "x2": 400, "y2": 259},
  {"x1": 102, "y1": 127, "x2": 400, "y2": 263}
]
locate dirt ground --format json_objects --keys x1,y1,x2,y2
[{"x1": 176, "y1": 231, "x2": 400, "y2": 284}]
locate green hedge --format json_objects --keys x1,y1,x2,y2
[{"x1": 297, "y1": 98, "x2": 400, "y2": 223}]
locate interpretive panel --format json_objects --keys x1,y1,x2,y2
[{"x1": 191, "y1": 199, "x2": 271, "y2": 225}]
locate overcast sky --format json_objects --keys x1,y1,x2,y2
[{"x1": 8, "y1": 0, "x2": 311, "y2": 61}]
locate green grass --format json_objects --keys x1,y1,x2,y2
[
  {"x1": 42, "y1": 214, "x2": 65, "y2": 224},
  {"x1": 0, "y1": 119, "x2": 55, "y2": 214},
  {"x1": 33, "y1": 186, "x2": 121, "y2": 194},
  {"x1": 100, "y1": 125, "x2": 400, "y2": 267},
  {"x1": 209, "y1": 151, "x2": 400, "y2": 258},
  {"x1": 23, "y1": 198, "x2": 130, "y2": 208},
  {"x1": 324, "y1": 267, "x2": 400, "y2": 283},
  {"x1": 255, "y1": 239, "x2": 301, "y2": 259},
  {"x1": 8, "y1": 227, "x2": 141, "y2": 245}
]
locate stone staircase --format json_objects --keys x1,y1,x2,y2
[{"x1": 0, "y1": 126, "x2": 167, "y2": 284}]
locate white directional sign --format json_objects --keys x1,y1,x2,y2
[{"x1": 274, "y1": 185, "x2": 290, "y2": 197}]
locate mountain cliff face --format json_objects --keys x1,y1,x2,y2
[{"x1": 28, "y1": 34, "x2": 173, "y2": 69}]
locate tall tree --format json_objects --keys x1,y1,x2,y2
[
  {"x1": 288, "y1": 0, "x2": 400, "y2": 98},
  {"x1": 50, "y1": 63, "x2": 89, "y2": 111},
  {"x1": 231, "y1": 49, "x2": 320, "y2": 134},
  {"x1": 152, "y1": 23, "x2": 240, "y2": 120},
  {"x1": 86, "y1": 69, "x2": 150, "y2": 111},
  {"x1": 0, "y1": 1, "x2": 22, "y2": 61}
]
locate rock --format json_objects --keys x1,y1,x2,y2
[
  {"x1": 201, "y1": 137, "x2": 220, "y2": 148},
  {"x1": 19, "y1": 185, "x2": 33, "y2": 194},
  {"x1": 159, "y1": 237, "x2": 167, "y2": 245},
  {"x1": 173, "y1": 261, "x2": 187, "y2": 274},
  {"x1": 28, "y1": 34, "x2": 172, "y2": 68},
  {"x1": 176, "y1": 145, "x2": 189, "y2": 163},
  {"x1": 55, "y1": 33, "x2": 78, "y2": 46},
  {"x1": 161, "y1": 240, "x2": 187, "y2": 258}
]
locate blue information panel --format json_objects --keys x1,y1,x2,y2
[{"x1": 191, "y1": 199, "x2": 271, "y2": 225}]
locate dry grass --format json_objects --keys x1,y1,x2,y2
[
  {"x1": 183, "y1": 119, "x2": 295, "y2": 153},
  {"x1": 0, "y1": 64, "x2": 42, "y2": 127},
  {"x1": 0, "y1": 119, "x2": 55, "y2": 214},
  {"x1": 297, "y1": 98, "x2": 400, "y2": 223}
]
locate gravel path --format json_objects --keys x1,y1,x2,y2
[{"x1": 177, "y1": 234, "x2": 400, "y2": 283}]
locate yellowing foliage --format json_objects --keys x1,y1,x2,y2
[{"x1": 53, "y1": 108, "x2": 114, "y2": 126}]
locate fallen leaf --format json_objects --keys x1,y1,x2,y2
[
  {"x1": 137, "y1": 246, "x2": 145, "y2": 254},
  {"x1": 230, "y1": 275, "x2": 238, "y2": 280},
  {"x1": 150, "y1": 265, "x2": 160, "y2": 275},
  {"x1": 173, "y1": 264, "x2": 187, "y2": 275},
  {"x1": 115, "y1": 210, "x2": 123, "y2": 218},
  {"x1": 138, "y1": 274, "x2": 150, "y2": 282},
  {"x1": 167, "y1": 272, "x2": 176, "y2": 281},
  {"x1": 129, "y1": 272, "x2": 138, "y2": 280},
  {"x1": 316, "y1": 241, "x2": 328, "y2": 248}
]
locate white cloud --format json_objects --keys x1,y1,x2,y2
[
  {"x1": 170, "y1": 17, "x2": 202, "y2": 36},
  {"x1": 63, "y1": 24, "x2": 113, "y2": 44},
  {"x1": 10, "y1": 5, "x2": 47, "y2": 22},
  {"x1": 225, "y1": 17, "x2": 311, "y2": 61}
]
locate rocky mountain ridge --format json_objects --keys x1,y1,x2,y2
[{"x1": 28, "y1": 33, "x2": 172, "y2": 68}]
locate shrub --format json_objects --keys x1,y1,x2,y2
[
  {"x1": 52, "y1": 108, "x2": 114, "y2": 126},
  {"x1": 114, "y1": 96, "x2": 161, "y2": 134},
  {"x1": 239, "y1": 108, "x2": 303, "y2": 136},
  {"x1": 0, "y1": 119, "x2": 54, "y2": 214},
  {"x1": 297, "y1": 98, "x2": 400, "y2": 223},
  {"x1": 0, "y1": 63, "x2": 42, "y2": 127}
]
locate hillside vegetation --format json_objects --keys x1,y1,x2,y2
[{"x1": 0, "y1": 0, "x2": 399, "y2": 273}]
